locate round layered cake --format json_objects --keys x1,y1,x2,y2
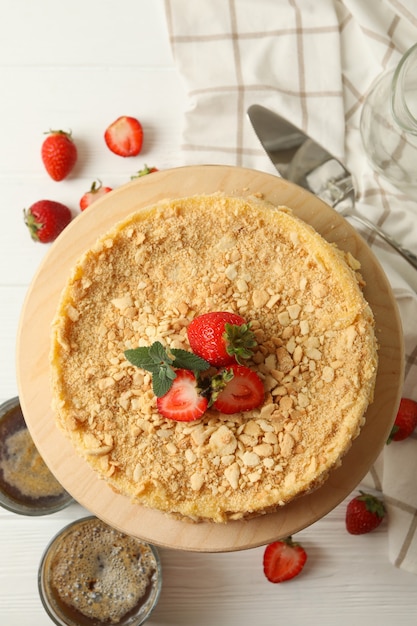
[{"x1": 50, "y1": 193, "x2": 378, "y2": 523}]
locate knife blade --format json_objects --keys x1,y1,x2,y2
[
  {"x1": 247, "y1": 104, "x2": 354, "y2": 211},
  {"x1": 247, "y1": 103, "x2": 417, "y2": 271}
]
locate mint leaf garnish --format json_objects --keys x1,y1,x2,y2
[
  {"x1": 124, "y1": 346, "x2": 161, "y2": 372},
  {"x1": 153, "y1": 368, "x2": 175, "y2": 397},
  {"x1": 124, "y1": 341, "x2": 210, "y2": 398},
  {"x1": 170, "y1": 348, "x2": 210, "y2": 372},
  {"x1": 149, "y1": 341, "x2": 171, "y2": 364}
]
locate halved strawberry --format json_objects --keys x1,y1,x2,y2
[
  {"x1": 187, "y1": 311, "x2": 256, "y2": 367},
  {"x1": 156, "y1": 369, "x2": 208, "y2": 422},
  {"x1": 104, "y1": 116, "x2": 143, "y2": 157},
  {"x1": 212, "y1": 364, "x2": 264, "y2": 414},
  {"x1": 263, "y1": 537, "x2": 307, "y2": 583}
]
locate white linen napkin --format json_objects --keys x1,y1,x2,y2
[{"x1": 164, "y1": 0, "x2": 417, "y2": 573}]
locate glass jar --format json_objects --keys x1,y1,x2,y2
[
  {"x1": 38, "y1": 516, "x2": 162, "y2": 626},
  {"x1": 0, "y1": 397, "x2": 73, "y2": 515},
  {"x1": 360, "y1": 43, "x2": 417, "y2": 190}
]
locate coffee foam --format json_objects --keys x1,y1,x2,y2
[{"x1": 48, "y1": 519, "x2": 158, "y2": 623}]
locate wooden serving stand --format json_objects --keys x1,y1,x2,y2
[{"x1": 16, "y1": 165, "x2": 404, "y2": 552}]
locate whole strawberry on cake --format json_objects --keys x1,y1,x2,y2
[{"x1": 50, "y1": 193, "x2": 378, "y2": 523}]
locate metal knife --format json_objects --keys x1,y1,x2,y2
[{"x1": 247, "y1": 103, "x2": 417, "y2": 270}]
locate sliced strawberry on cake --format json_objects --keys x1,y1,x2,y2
[
  {"x1": 212, "y1": 364, "x2": 264, "y2": 414},
  {"x1": 156, "y1": 369, "x2": 208, "y2": 422}
]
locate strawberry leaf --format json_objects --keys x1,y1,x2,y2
[
  {"x1": 386, "y1": 424, "x2": 399, "y2": 444},
  {"x1": 357, "y1": 491, "x2": 386, "y2": 518},
  {"x1": 224, "y1": 322, "x2": 257, "y2": 364},
  {"x1": 207, "y1": 368, "x2": 234, "y2": 406}
]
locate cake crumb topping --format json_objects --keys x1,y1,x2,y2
[{"x1": 50, "y1": 193, "x2": 378, "y2": 523}]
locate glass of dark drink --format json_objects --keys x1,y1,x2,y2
[
  {"x1": 0, "y1": 397, "x2": 73, "y2": 515},
  {"x1": 38, "y1": 516, "x2": 162, "y2": 626}
]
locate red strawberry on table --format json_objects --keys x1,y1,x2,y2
[
  {"x1": 212, "y1": 364, "x2": 264, "y2": 414},
  {"x1": 131, "y1": 164, "x2": 158, "y2": 178},
  {"x1": 387, "y1": 397, "x2": 417, "y2": 442},
  {"x1": 156, "y1": 369, "x2": 208, "y2": 422},
  {"x1": 80, "y1": 180, "x2": 113, "y2": 210},
  {"x1": 24, "y1": 200, "x2": 72, "y2": 243},
  {"x1": 263, "y1": 537, "x2": 307, "y2": 583},
  {"x1": 104, "y1": 116, "x2": 143, "y2": 157},
  {"x1": 187, "y1": 311, "x2": 256, "y2": 367},
  {"x1": 345, "y1": 491, "x2": 386, "y2": 535},
  {"x1": 41, "y1": 130, "x2": 77, "y2": 181}
]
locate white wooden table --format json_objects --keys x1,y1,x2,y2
[{"x1": 0, "y1": 2, "x2": 416, "y2": 624}]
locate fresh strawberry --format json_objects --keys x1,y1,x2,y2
[
  {"x1": 131, "y1": 164, "x2": 158, "y2": 178},
  {"x1": 345, "y1": 491, "x2": 386, "y2": 535},
  {"x1": 24, "y1": 200, "x2": 72, "y2": 243},
  {"x1": 187, "y1": 312, "x2": 256, "y2": 367},
  {"x1": 387, "y1": 397, "x2": 417, "y2": 442},
  {"x1": 263, "y1": 537, "x2": 307, "y2": 583},
  {"x1": 104, "y1": 116, "x2": 143, "y2": 157},
  {"x1": 41, "y1": 130, "x2": 77, "y2": 181},
  {"x1": 156, "y1": 369, "x2": 208, "y2": 422},
  {"x1": 212, "y1": 364, "x2": 264, "y2": 414},
  {"x1": 80, "y1": 180, "x2": 113, "y2": 210}
]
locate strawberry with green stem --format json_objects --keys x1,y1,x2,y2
[
  {"x1": 41, "y1": 130, "x2": 77, "y2": 181},
  {"x1": 24, "y1": 199, "x2": 72, "y2": 243},
  {"x1": 187, "y1": 311, "x2": 257, "y2": 367},
  {"x1": 387, "y1": 397, "x2": 417, "y2": 442},
  {"x1": 345, "y1": 491, "x2": 386, "y2": 534},
  {"x1": 211, "y1": 363, "x2": 264, "y2": 414},
  {"x1": 131, "y1": 165, "x2": 158, "y2": 178},
  {"x1": 80, "y1": 180, "x2": 113, "y2": 210},
  {"x1": 156, "y1": 369, "x2": 208, "y2": 422}
]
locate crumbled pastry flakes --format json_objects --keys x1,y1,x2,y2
[{"x1": 50, "y1": 193, "x2": 378, "y2": 523}]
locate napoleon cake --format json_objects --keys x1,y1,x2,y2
[{"x1": 50, "y1": 193, "x2": 378, "y2": 523}]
